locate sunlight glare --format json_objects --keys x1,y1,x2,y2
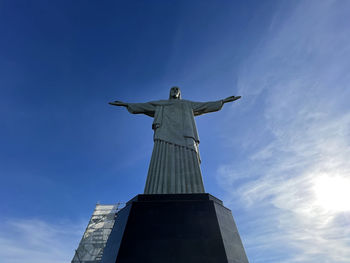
[{"x1": 313, "y1": 175, "x2": 350, "y2": 212}]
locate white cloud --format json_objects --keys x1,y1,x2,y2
[
  {"x1": 0, "y1": 218, "x2": 84, "y2": 263},
  {"x1": 219, "y1": 1, "x2": 350, "y2": 262}
]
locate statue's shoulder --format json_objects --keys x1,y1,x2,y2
[
  {"x1": 148, "y1": 100, "x2": 169, "y2": 106},
  {"x1": 149, "y1": 100, "x2": 192, "y2": 106}
]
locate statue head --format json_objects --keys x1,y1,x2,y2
[{"x1": 169, "y1": 86, "x2": 181, "y2": 100}]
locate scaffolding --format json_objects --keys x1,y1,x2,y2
[{"x1": 71, "y1": 203, "x2": 122, "y2": 263}]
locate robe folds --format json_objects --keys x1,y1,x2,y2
[{"x1": 126, "y1": 99, "x2": 223, "y2": 194}]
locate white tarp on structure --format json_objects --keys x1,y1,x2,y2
[{"x1": 72, "y1": 204, "x2": 121, "y2": 263}]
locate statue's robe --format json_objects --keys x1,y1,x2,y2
[{"x1": 126, "y1": 99, "x2": 223, "y2": 194}]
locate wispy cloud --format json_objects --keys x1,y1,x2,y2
[
  {"x1": 0, "y1": 218, "x2": 84, "y2": 263},
  {"x1": 219, "y1": 1, "x2": 350, "y2": 262}
]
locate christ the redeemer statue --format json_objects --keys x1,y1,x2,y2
[{"x1": 109, "y1": 87, "x2": 240, "y2": 194}]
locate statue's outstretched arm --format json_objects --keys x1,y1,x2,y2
[
  {"x1": 109, "y1": 100, "x2": 128, "y2": 107},
  {"x1": 192, "y1": 96, "x2": 241, "y2": 116},
  {"x1": 223, "y1": 96, "x2": 241, "y2": 104},
  {"x1": 109, "y1": 100, "x2": 156, "y2": 117}
]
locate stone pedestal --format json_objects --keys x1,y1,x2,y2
[{"x1": 101, "y1": 194, "x2": 249, "y2": 263}]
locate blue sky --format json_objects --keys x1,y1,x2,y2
[{"x1": 1, "y1": 0, "x2": 350, "y2": 262}]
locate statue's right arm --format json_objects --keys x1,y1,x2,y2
[
  {"x1": 109, "y1": 100, "x2": 156, "y2": 117},
  {"x1": 108, "y1": 101, "x2": 128, "y2": 107}
]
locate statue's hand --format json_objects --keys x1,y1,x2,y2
[
  {"x1": 109, "y1": 101, "x2": 128, "y2": 107},
  {"x1": 223, "y1": 96, "x2": 241, "y2": 103}
]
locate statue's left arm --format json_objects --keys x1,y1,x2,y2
[{"x1": 191, "y1": 96, "x2": 241, "y2": 116}]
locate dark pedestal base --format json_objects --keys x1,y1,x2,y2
[{"x1": 101, "y1": 194, "x2": 249, "y2": 263}]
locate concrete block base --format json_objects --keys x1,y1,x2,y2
[{"x1": 101, "y1": 193, "x2": 249, "y2": 263}]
